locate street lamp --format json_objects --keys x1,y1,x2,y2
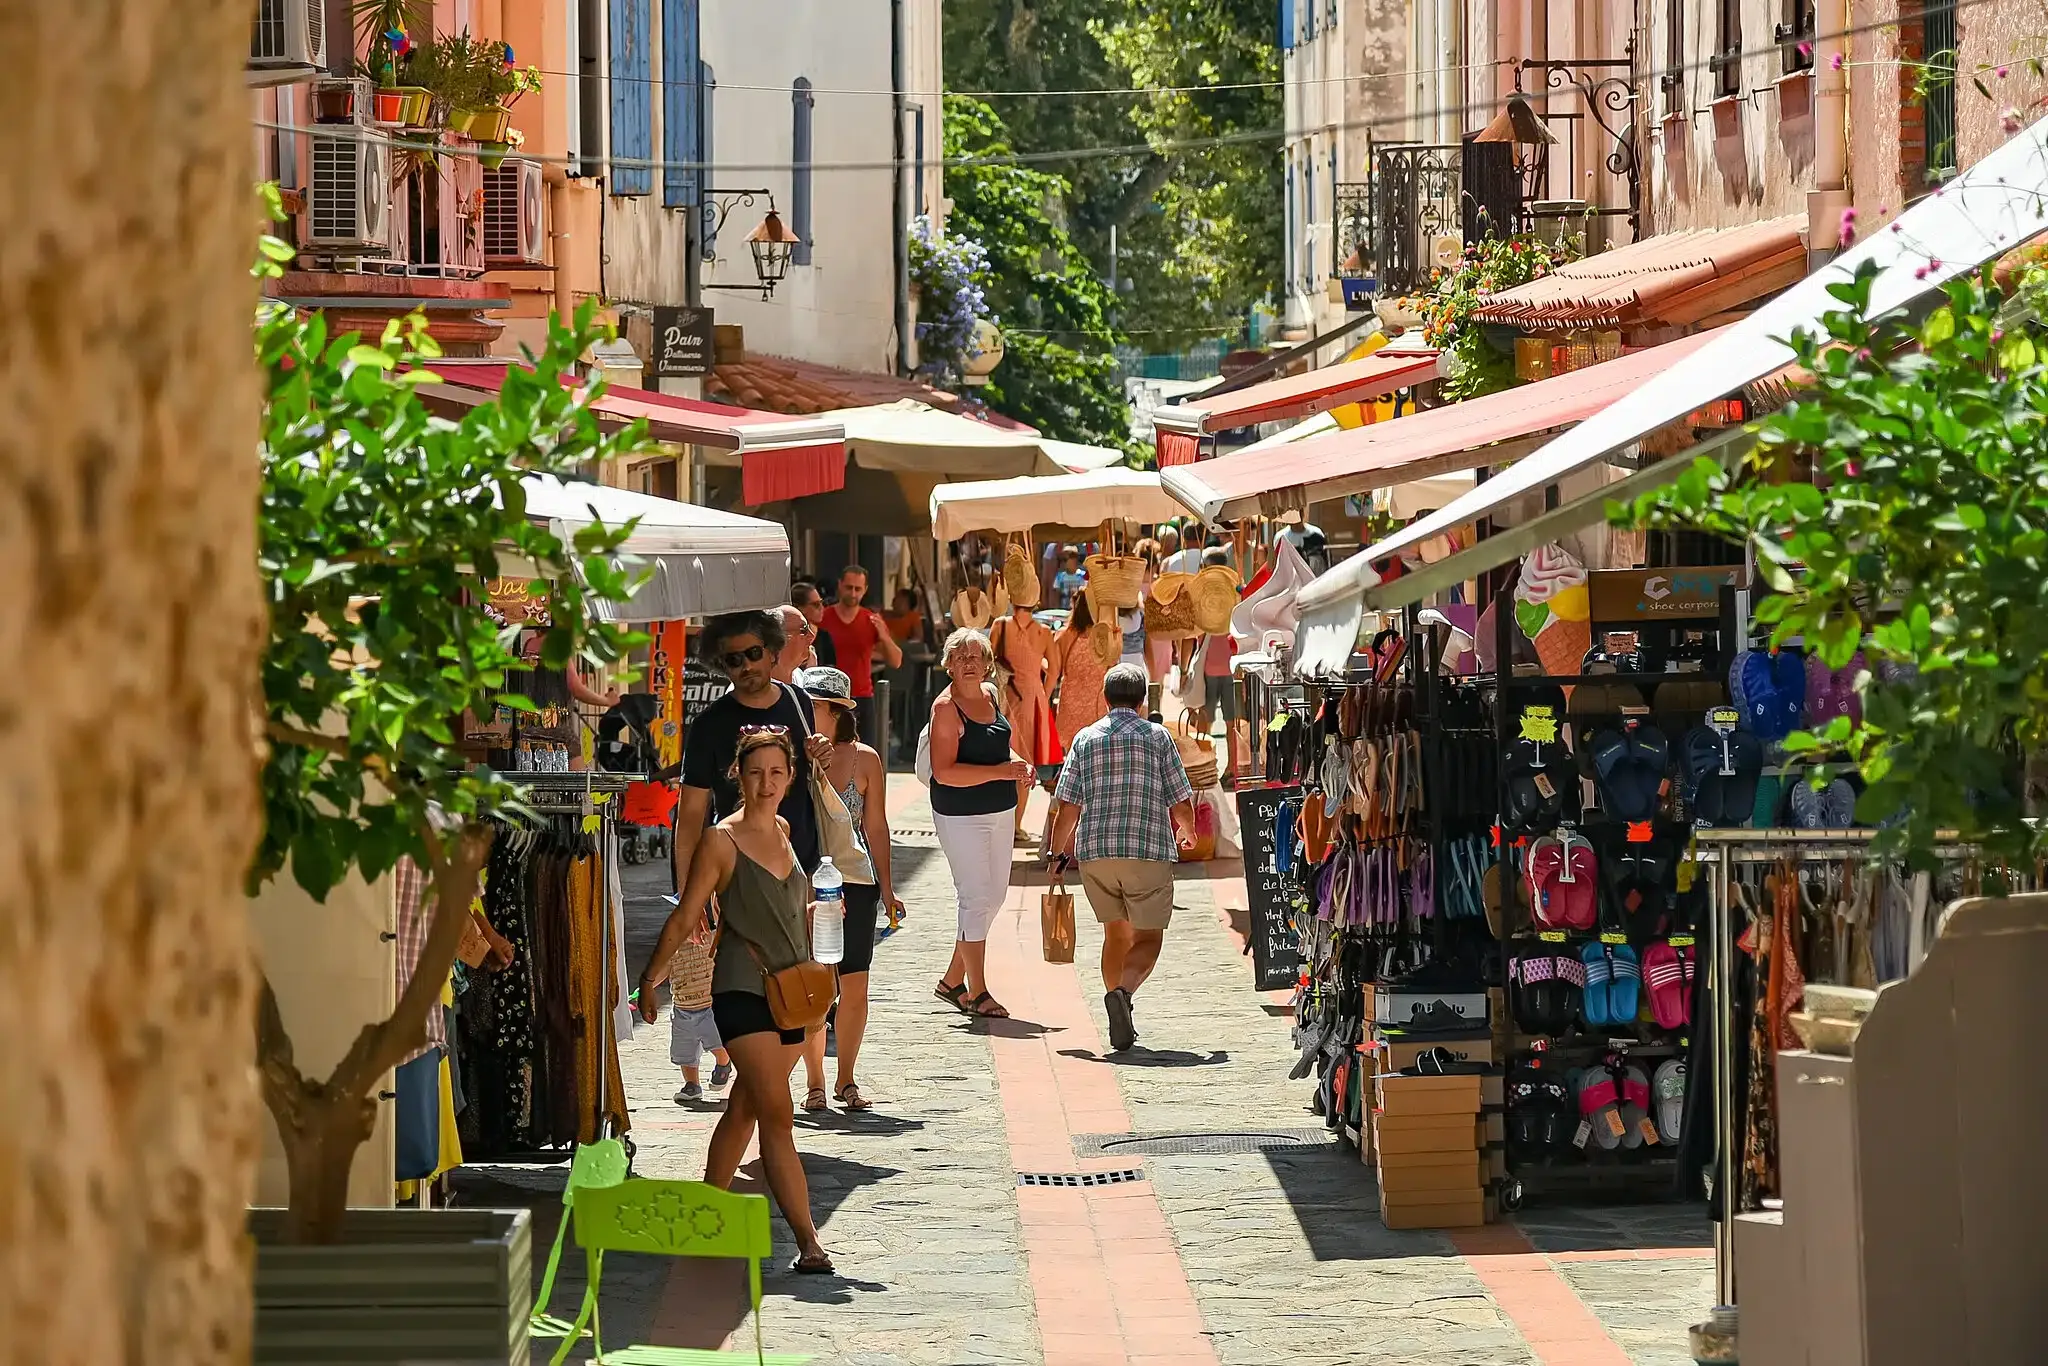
[{"x1": 701, "y1": 191, "x2": 804, "y2": 300}]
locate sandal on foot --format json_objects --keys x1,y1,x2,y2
[
  {"x1": 802, "y1": 1087, "x2": 830, "y2": 1113},
  {"x1": 967, "y1": 992, "x2": 1011, "y2": 1019},
  {"x1": 791, "y1": 1252, "x2": 836, "y2": 1275},
  {"x1": 934, "y1": 981, "x2": 970, "y2": 1011},
  {"x1": 836, "y1": 1083, "x2": 873, "y2": 1112}
]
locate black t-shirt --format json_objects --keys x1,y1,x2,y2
[
  {"x1": 680, "y1": 682, "x2": 820, "y2": 871},
  {"x1": 813, "y1": 628, "x2": 837, "y2": 667}
]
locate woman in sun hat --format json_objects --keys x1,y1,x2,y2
[{"x1": 796, "y1": 667, "x2": 900, "y2": 1112}]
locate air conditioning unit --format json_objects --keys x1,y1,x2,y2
[
  {"x1": 307, "y1": 130, "x2": 392, "y2": 253},
  {"x1": 248, "y1": 0, "x2": 325, "y2": 85},
  {"x1": 483, "y1": 157, "x2": 548, "y2": 266}
]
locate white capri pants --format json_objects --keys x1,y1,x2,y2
[{"x1": 932, "y1": 809, "x2": 1014, "y2": 942}]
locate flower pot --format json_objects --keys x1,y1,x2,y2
[
  {"x1": 393, "y1": 86, "x2": 432, "y2": 127},
  {"x1": 447, "y1": 106, "x2": 480, "y2": 136},
  {"x1": 315, "y1": 85, "x2": 359, "y2": 124},
  {"x1": 478, "y1": 141, "x2": 510, "y2": 171},
  {"x1": 467, "y1": 105, "x2": 512, "y2": 142},
  {"x1": 372, "y1": 88, "x2": 407, "y2": 125},
  {"x1": 250, "y1": 1206, "x2": 531, "y2": 1365}
]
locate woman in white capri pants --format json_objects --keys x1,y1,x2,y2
[{"x1": 928, "y1": 628, "x2": 1032, "y2": 1018}]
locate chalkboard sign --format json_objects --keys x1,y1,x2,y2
[
  {"x1": 651, "y1": 305, "x2": 714, "y2": 378},
  {"x1": 1236, "y1": 784, "x2": 1306, "y2": 991}
]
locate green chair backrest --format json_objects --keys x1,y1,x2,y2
[
  {"x1": 572, "y1": 1178, "x2": 773, "y2": 1262},
  {"x1": 532, "y1": 1139, "x2": 631, "y2": 1335}
]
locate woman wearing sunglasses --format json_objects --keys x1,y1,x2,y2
[{"x1": 641, "y1": 726, "x2": 834, "y2": 1275}]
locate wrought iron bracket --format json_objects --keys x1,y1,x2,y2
[
  {"x1": 1517, "y1": 51, "x2": 1641, "y2": 235},
  {"x1": 699, "y1": 187, "x2": 781, "y2": 297}
]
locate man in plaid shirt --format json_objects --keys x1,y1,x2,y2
[{"x1": 1050, "y1": 663, "x2": 1196, "y2": 1051}]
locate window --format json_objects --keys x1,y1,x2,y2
[
  {"x1": 1713, "y1": 0, "x2": 1742, "y2": 98},
  {"x1": 791, "y1": 77, "x2": 815, "y2": 265},
  {"x1": 1662, "y1": 0, "x2": 1686, "y2": 115},
  {"x1": 1924, "y1": 0, "x2": 1958, "y2": 176},
  {"x1": 1778, "y1": 0, "x2": 1815, "y2": 73},
  {"x1": 661, "y1": 0, "x2": 701, "y2": 208},
  {"x1": 608, "y1": 0, "x2": 653, "y2": 195},
  {"x1": 912, "y1": 105, "x2": 928, "y2": 217},
  {"x1": 1280, "y1": 0, "x2": 1296, "y2": 53},
  {"x1": 698, "y1": 61, "x2": 718, "y2": 260}
]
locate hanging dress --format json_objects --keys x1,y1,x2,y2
[{"x1": 1054, "y1": 626, "x2": 1111, "y2": 747}]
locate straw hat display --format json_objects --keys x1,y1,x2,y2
[
  {"x1": 1189, "y1": 564, "x2": 1241, "y2": 636},
  {"x1": 1002, "y1": 537, "x2": 1041, "y2": 607}
]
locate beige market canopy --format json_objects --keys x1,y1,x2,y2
[
  {"x1": 823, "y1": 400, "x2": 1079, "y2": 479},
  {"x1": 928, "y1": 468, "x2": 1177, "y2": 541},
  {"x1": 518, "y1": 473, "x2": 789, "y2": 620}
]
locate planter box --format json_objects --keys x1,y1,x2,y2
[{"x1": 250, "y1": 1207, "x2": 531, "y2": 1366}]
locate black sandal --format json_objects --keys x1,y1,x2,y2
[
  {"x1": 967, "y1": 992, "x2": 1011, "y2": 1019},
  {"x1": 934, "y1": 981, "x2": 970, "y2": 1012},
  {"x1": 790, "y1": 1252, "x2": 836, "y2": 1275}
]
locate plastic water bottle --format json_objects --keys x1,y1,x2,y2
[{"x1": 810, "y1": 857, "x2": 845, "y2": 965}]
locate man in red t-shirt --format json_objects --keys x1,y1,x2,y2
[{"x1": 818, "y1": 566, "x2": 904, "y2": 745}]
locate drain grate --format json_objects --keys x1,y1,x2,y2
[
  {"x1": 1018, "y1": 1169, "x2": 1147, "y2": 1188},
  {"x1": 1075, "y1": 1129, "x2": 1337, "y2": 1157}
]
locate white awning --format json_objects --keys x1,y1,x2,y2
[
  {"x1": 928, "y1": 469, "x2": 1183, "y2": 540},
  {"x1": 520, "y1": 474, "x2": 790, "y2": 620},
  {"x1": 1039, "y1": 438, "x2": 1129, "y2": 472},
  {"x1": 1327, "y1": 113, "x2": 2048, "y2": 611},
  {"x1": 822, "y1": 400, "x2": 1070, "y2": 479}
]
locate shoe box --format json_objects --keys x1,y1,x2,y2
[
  {"x1": 1370, "y1": 984, "x2": 1490, "y2": 1033},
  {"x1": 1372, "y1": 1074, "x2": 1486, "y2": 1229}
]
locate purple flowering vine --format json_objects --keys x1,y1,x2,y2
[{"x1": 908, "y1": 214, "x2": 996, "y2": 387}]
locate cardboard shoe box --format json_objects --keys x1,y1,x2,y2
[
  {"x1": 1379, "y1": 1188, "x2": 1486, "y2": 1230},
  {"x1": 1374, "y1": 1073, "x2": 1482, "y2": 1118},
  {"x1": 1373, "y1": 986, "x2": 1489, "y2": 1032},
  {"x1": 1373, "y1": 1112, "x2": 1479, "y2": 1156},
  {"x1": 1369, "y1": 1027, "x2": 1495, "y2": 1072},
  {"x1": 1376, "y1": 1148, "x2": 1484, "y2": 1195}
]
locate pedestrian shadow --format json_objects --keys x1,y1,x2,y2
[
  {"x1": 1056, "y1": 1046, "x2": 1230, "y2": 1068},
  {"x1": 945, "y1": 1014, "x2": 1058, "y2": 1040},
  {"x1": 793, "y1": 1109, "x2": 928, "y2": 1138}
]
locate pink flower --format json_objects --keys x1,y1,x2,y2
[
  {"x1": 1830, "y1": 52, "x2": 1845, "y2": 71},
  {"x1": 1998, "y1": 66, "x2": 2010, "y2": 78},
  {"x1": 1798, "y1": 40, "x2": 1814, "y2": 59},
  {"x1": 1929, "y1": 257, "x2": 1942, "y2": 270},
  {"x1": 2004, "y1": 108, "x2": 2024, "y2": 134},
  {"x1": 1839, "y1": 207, "x2": 1858, "y2": 245},
  {"x1": 1914, "y1": 265, "x2": 1931, "y2": 280},
  {"x1": 1845, "y1": 461, "x2": 1860, "y2": 477}
]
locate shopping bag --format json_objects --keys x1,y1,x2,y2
[{"x1": 1040, "y1": 880, "x2": 1077, "y2": 963}]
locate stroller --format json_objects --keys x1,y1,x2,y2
[{"x1": 594, "y1": 696, "x2": 671, "y2": 866}]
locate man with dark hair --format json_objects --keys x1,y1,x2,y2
[
  {"x1": 790, "y1": 582, "x2": 836, "y2": 666},
  {"x1": 1049, "y1": 661, "x2": 1196, "y2": 1052},
  {"x1": 673, "y1": 612, "x2": 832, "y2": 908},
  {"x1": 816, "y1": 565, "x2": 902, "y2": 747}
]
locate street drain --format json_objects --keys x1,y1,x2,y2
[
  {"x1": 1077, "y1": 1129, "x2": 1337, "y2": 1157},
  {"x1": 1017, "y1": 1169, "x2": 1147, "y2": 1188}
]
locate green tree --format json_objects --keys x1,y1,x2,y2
[
  {"x1": 253, "y1": 228, "x2": 650, "y2": 1240},
  {"x1": 943, "y1": 0, "x2": 1280, "y2": 351},
  {"x1": 1621, "y1": 265, "x2": 2048, "y2": 865},
  {"x1": 944, "y1": 95, "x2": 1134, "y2": 450}
]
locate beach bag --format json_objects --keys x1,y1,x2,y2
[
  {"x1": 1145, "y1": 573, "x2": 1202, "y2": 639},
  {"x1": 1040, "y1": 878, "x2": 1077, "y2": 963},
  {"x1": 1085, "y1": 550, "x2": 1145, "y2": 609},
  {"x1": 1003, "y1": 534, "x2": 1041, "y2": 608}
]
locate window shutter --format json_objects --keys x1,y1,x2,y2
[
  {"x1": 661, "y1": 0, "x2": 700, "y2": 207},
  {"x1": 791, "y1": 78, "x2": 815, "y2": 266},
  {"x1": 608, "y1": 0, "x2": 652, "y2": 195},
  {"x1": 698, "y1": 61, "x2": 718, "y2": 259},
  {"x1": 1280, "y1": 0, "x2": 1296, "y2": 52}
]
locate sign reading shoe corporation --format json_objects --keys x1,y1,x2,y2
[{"x1": 1587, "y1": 566, "x2": 1744, "y2": 622}]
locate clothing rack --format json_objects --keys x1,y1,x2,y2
[{"x1": 1689, "y1": 828, "x2": 2031, "y2": 1303}]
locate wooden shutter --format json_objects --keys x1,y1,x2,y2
[
  {"x1": 609, "y1": 0, "x2": 652, "y2": 195},
  {"x1": 661, "y1": 0, "x2": 699, "y2": 207},
  {"x1": 791, "y1": 78, "x2": 814, "y2": 265},
  {"x1": 1460, "y1": 136, "x2": 1517, "y2": 243},
  {"x1": 698, "y1": 61, "x2": 718, "y2": 259}
]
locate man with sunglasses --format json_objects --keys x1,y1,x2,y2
[{"x1": 674, "y1": 612, "x2": 834, "y2": 904}]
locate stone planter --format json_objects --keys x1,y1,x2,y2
[{"x1": 250, "y1": 1207, "x2": 532, "y2": 1365}]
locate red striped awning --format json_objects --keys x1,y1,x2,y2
[{"x1": 1155, "y1": 349, "x2": 1442, "y2": 440}]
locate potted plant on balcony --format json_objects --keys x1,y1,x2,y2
[
  {"x1": 445, "y1": 36, "x2": 540, "y2": 143},
  {"x1": 355, "y1": 0, "x2": 432, "y2": 126},
  {"x1": 244, "y1": 210, "x2": 650, "y2": 1365}
]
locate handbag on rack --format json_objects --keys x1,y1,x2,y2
[
  {"x1": 1003, "y1": 534, "x2": 1042, "y2": 608},
  {"x1": 1040, "y1": 876, "x2": 1077, "y2": 963}
]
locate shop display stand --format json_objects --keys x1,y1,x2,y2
[{"x1": 470, "y1": 769, "x2": 639, "y2": 1168}]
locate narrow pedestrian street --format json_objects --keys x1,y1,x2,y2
[{"x1": 471, "y1": 777, "x2": 1713, "y2": 1366}]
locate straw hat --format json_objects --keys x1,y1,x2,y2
[{"x1": 1189, "y1": 564, "x2": 1240, "y2": 636}]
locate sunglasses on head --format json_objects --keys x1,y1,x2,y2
[
  {"x1": 719, "y1": 644, "x2": 770, "y2": 670},
  {"x1": 738, "y1": 724, "x2": 790, "y2": 738}
]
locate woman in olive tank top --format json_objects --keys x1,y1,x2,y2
[{"x1": 638, "y1": 728, "x2": 834, "y2": 1275}]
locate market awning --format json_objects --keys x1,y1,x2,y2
[
  {"x1": 1153, "y1": 349, "x2": 1441, "y2": 467},
  {"x1": 1338, "y1": 111, "x2": 2048, "y2": 614},
  {"x1": 420, "y1": 363, "x2": 849, "y2": 505},
  {"x1": 1040, "y1": 438, "x2": 1129, "y2": 472},
  {"x1": 929, "y1": 469, "x2": 1185, "y2": 541},
  {"x1": 824, "y1": 400, "x2": 1073, "y2": 479},
  {"x1": 518, "y1": 473, "x2": 789, "y2": 620},
  {"x1": 1160, "y1": 328, "x2": 1719, "y2": 525},
  {"x1": 1469, "y1": 216, "x2": 1807, "y2": 331}
]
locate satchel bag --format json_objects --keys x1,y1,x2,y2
[
  {"x1": 714, "y1": 927, "x2": 838, "y2": 1034},
  {"x1": 1040, "y1": 878, "x2": 1077, "y2": 964}
]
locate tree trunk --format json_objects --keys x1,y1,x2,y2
[{"x1": 0, "y1": 4, "x2": 265, "y2": 1364}]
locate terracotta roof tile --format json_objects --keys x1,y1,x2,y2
[
  {"x1": 707, "y1": 354, "x2": 960, "y2": 415},
  {"x1": 1470, "y1": 217, "x2": 1808, "y2": 330}
]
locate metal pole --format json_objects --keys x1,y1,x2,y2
[
  {"x1": 1712, "y1": 847, "x2": 1737, "y2": 1304},
  {"x1": 874, "y1": 677, "x2": 891, "y2": 766}
]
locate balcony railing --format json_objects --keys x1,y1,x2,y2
[{"x1": 1369, "y1": 141, "x2": 1463, "y2": 296}]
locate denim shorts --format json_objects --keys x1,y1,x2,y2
[{"x1": 669, "y1": 1005, "x2": 724, "y2": 1066}]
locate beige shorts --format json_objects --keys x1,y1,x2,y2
[{"x1": 1078, "y1": 858, "x2": 1176, "y2": 931}]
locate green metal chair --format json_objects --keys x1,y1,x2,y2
[
  {"x1": 530, "y1": 1139, "x2": 631, "y2": 1341},
  {"x1": 548, "y1": 1177, "x2": 809, "y2": 1366}
]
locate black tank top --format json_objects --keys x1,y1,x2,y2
[{"x1": 932, "y1": 687, "x2": 1020, "y2": 817}]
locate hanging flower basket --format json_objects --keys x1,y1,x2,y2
[
  {"x1": 478, "y1": 140, "x2": 511, "y2": 171},
  {"x1": 466, "y1": 105, "x2": 512, "y2": 142},
  {"x1": 447, "y1": 106, "x2": 480, "y2": 136}
]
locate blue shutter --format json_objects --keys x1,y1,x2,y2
[
  {"x1": 791, "y1": 78, "x2": 815, "y2": 266},
  {"x1": 1284, "y1": 163, "x2": 1297, "y2": 285},
  {"x1": 698, "y1": 61, "x2": 718, "y2": 259},
  {"x1": 661, "y1": 0, "x2": 700, "y2": 207},
  {"x1": 608, "y1": 0, "x2": 652, "y2": 196},
  {"x1": 1279, "y1": 0, "x2": 1296, "y2": 51}
]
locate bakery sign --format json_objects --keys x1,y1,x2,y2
[{"x1": 1587, "y1": 567, "x2": 1742, "y2": 621}]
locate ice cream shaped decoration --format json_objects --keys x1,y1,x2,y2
[{"x1": 1514, "y1": 543, "x2": 1591, "y2": 677}]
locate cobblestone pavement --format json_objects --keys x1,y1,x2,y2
[{"x1": 470, "y1": 777, "x2": 1711, "y2": 1365}]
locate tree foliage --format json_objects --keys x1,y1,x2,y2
[
  {"x1": 943, "y1": 0, "x2": 1280, "y2": 350},
  {"x1": 1621, "y1": 265, "x2": 2048, "y2": 865},
  {"x1": 943, "y1": 96, "x2": 1133, "y2": 449}
]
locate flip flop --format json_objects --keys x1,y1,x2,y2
[
  {"x1": 1619, "y1": 1063, "x2": 1654, "y2": 1148},
  {"x1": 967, "y1": 993, "x2": 1011, "y2": 1019},
  {"x1": 1653, "y1": 1059, "x2": 1687, "y2": 1143},
  {"x1": 802, "y1": 1088, "x2": 829, "y2": 1113},
  {"x1": 1607, "y1": 944, "x2": 1642, "y2": 1025},
  {"x1": 1574, "y1": 1067, "x2": 1624, "y2": 1150},
  {"x1": 934, "y1": 981, "x2": 970, "y2": 1012},
  {"x1": 835, "y1": 1083, "x2": 873, "y2": 1112},
  {"x1": 1580, "y1": 941, "x2": 1613, "y2": 1029},
  {"x1": 790, "y1": 1253, "x2": 836, "y2": 1275}
]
